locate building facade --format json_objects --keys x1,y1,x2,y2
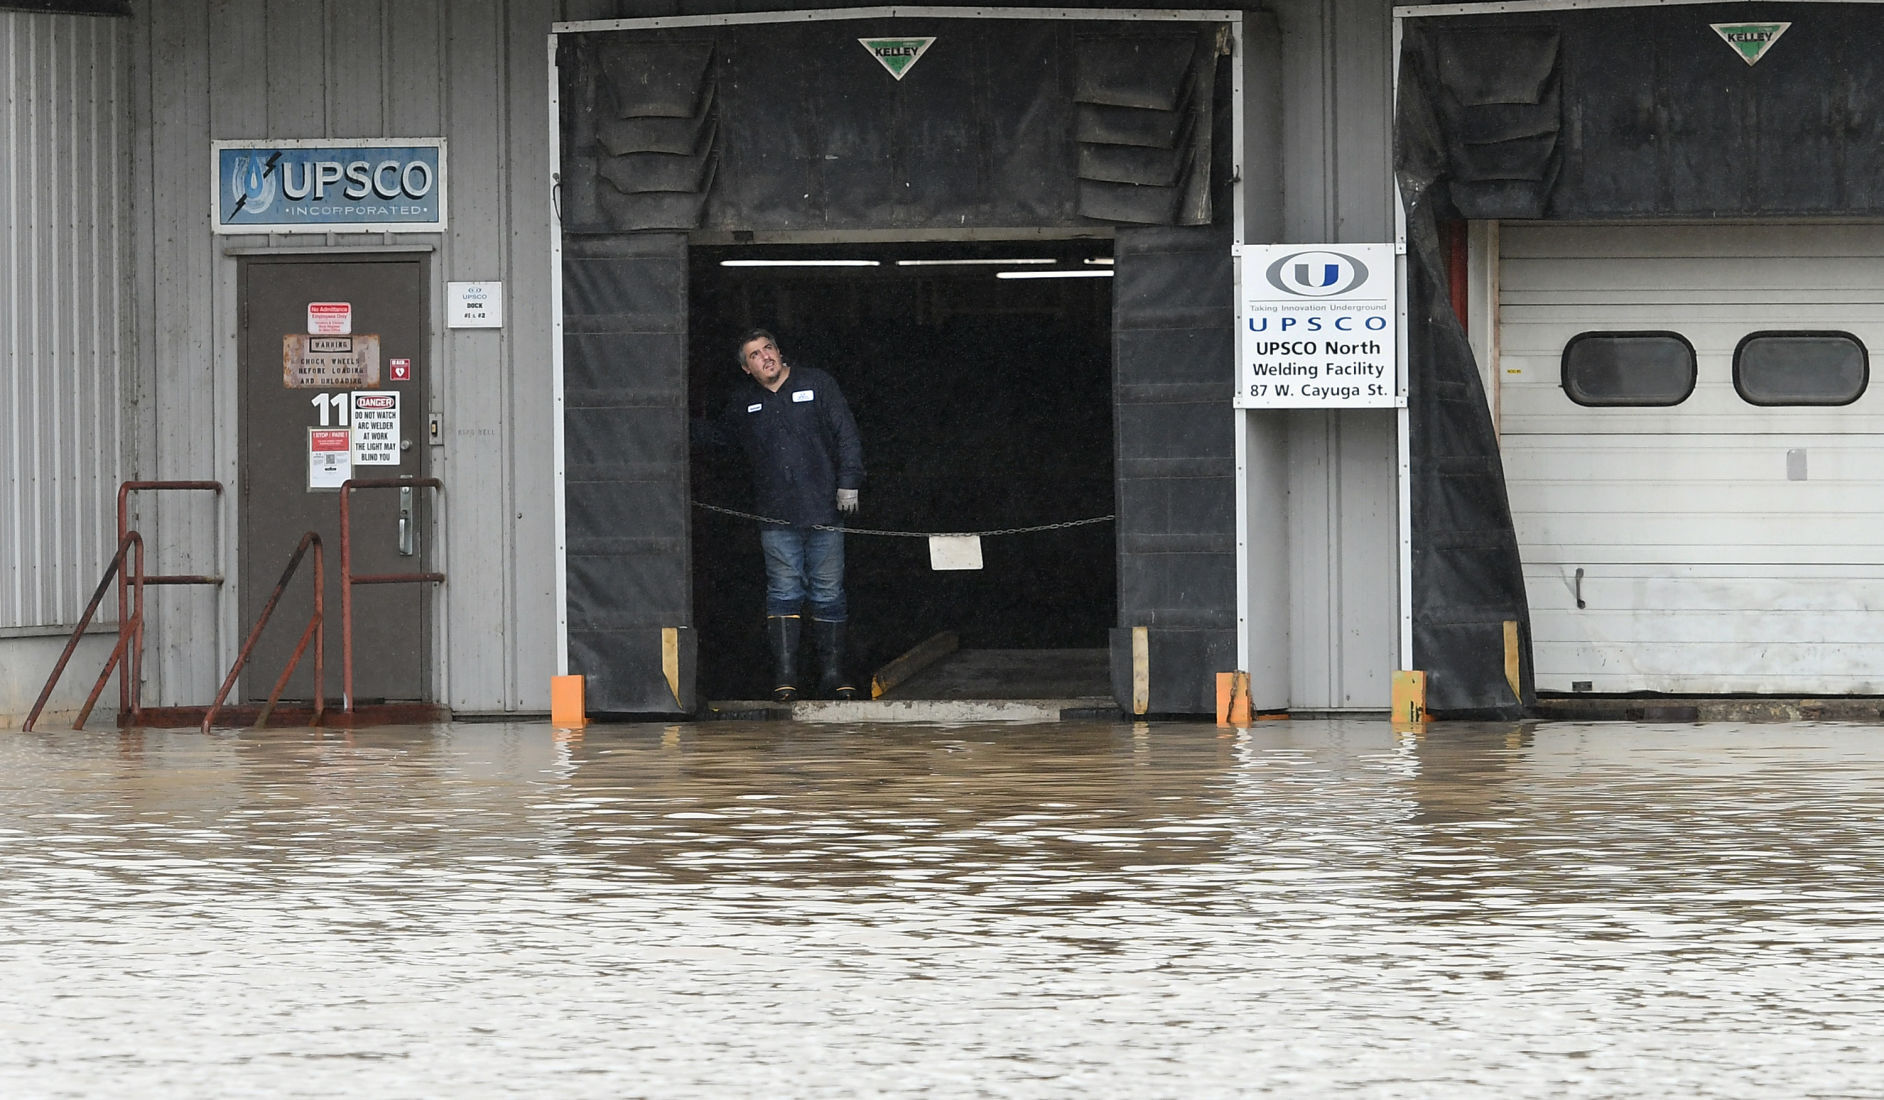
[{"x1": 11, "y1": 0, "x2": 1850, "y2": 723}]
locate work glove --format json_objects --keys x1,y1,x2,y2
[{"x1": 837, "y1": 489, "x2": 859, "y2": 514}]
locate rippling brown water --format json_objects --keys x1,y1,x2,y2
[{"x1": 3, "y1": 719, "x2": 1882, "y2": 1096}]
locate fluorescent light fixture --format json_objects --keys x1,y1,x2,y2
[
  {"x1": 1083, "y1": 257, "x2": 1115, "y2": 265},
  {"x1": 718, "y1": 259, "x2": 881, "y2": 268},
  {"x1": 994, "y1": 269, "x2": 1115, "y2": 280},
  {"x1": 895, "y1": 257, "x2": 1055, "y2": 266}
]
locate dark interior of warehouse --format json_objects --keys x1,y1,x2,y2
[{"x1": 687, "y1": 242, "x2": 1117, "y2": 700}]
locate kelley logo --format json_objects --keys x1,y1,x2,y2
[
  {"x1": 859, "y1": 37, "x2": 936, "y2": 80},
  {"x1": 1711, "y1": 22, "x2": 1790, "y2": 65}
]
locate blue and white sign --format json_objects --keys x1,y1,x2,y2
[
  {"x1": 212, "y1": 139, "x2": 447, "y2": 234},
  {"x1": 1237, "y1": 243, "x2": 1398, "y2": 409}
]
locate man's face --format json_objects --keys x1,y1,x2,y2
[{"x1": 741, "y1": 337, "x2": 787, "y2": 388}]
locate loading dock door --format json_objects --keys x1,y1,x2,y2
[
  {"x1": 555, "y1": 11, "x2": 1238, "y2": 713},
  {"x1": 238, "y1": 256, "x2": 431, "y2": 703},
  {"x1": 1499, "y1": 223, "x2": 1884, "y2": 694}
]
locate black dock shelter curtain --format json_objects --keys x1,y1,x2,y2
[
  {"x1": 1396, "y1": 19, "x2": 1542, "y2": 718},
  {"x1": 558, "y1": 21, "x2": 1228, "y2": 234},
  {"x1": 558, "y1": 17, "x2": 1234, "y2": 714},
  {"x1": 562, "y1": 233, "x2": 695, "y2": 715},
  {"x1": 1399, "y1": 5, "x2": 1884, "y2": 224}
]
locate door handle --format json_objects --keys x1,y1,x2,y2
[
  {"x1": 1574, "y1": 566, "x2": 1585, "y2": 610},
  {"x1": 398, "y1": 484, "x2": 416, "y2": 557}
]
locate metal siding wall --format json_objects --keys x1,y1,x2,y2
[
  {"x1": 126, "y1": 0, "x2": 556, "y2": 711},
  {"x1": 443, "y1": 1, "x2": 515, "y2": 711},
  {"x1": 506, "y1": 0, "x2": 557, "y2": 700},
  {"x1": 130, "y1": 1, "x2": 221, "y2": 706},
  {"x1": 1, "y1": 12, "x2": 128, "y2": 634},
  {"x1": 1274, "y1": 0, "x2": 1398, "y2": 710}
]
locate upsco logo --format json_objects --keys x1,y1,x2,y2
[
  {"x1": 1264, "y1": 250, "x2": 1369, "y2": 297},
  {"x1": 229, "y1": 153, "x2": 278, "y2": 215}
]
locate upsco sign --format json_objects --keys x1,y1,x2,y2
[
  {"x1": 1238, "y1": 243, "x2": 1398, "y2": 410},
  {"x1": 212, "y1": 140, "x2": 446, "y2": 233}
]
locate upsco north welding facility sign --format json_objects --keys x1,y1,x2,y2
[
  {"x1": 212, "y1": 139, "x2": 446, "y2": 233},
  {"x1": 1237, "y1": 243, "x2": 1398, "y2": 410}
]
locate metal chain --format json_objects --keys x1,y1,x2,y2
[{"x1": 693, "y1": 501, "x2": 1114, "y2": 539}]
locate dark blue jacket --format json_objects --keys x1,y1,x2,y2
[{"x1": 698, "y1": 365, "x2": 864, "y2": 527}]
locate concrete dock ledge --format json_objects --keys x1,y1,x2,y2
[{"x1": 707, "y1": 697, "x2": 1119, "y2": 723}]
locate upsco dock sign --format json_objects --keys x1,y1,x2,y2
[
  {"x1": 1237, "y1": 244, "x2": 1398, "y2": 409},
  {"x1": 213, "y1": 139, "x2": 446, "y2": 233}
]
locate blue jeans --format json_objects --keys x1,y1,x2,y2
[{"x1": 759, "y1": 525, "x2": 846, "y2": 620}]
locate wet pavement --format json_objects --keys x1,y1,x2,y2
[{"x1": 3, "y1": 718, "x2": 1883, "y2": 1096}]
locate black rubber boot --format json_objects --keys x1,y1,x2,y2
[
  {"x1": 767, "y1": 615, "x2": 802, "y2": 703},
  {"x1": 812, "y1": 618, "x2": 860, "y2": 701}
]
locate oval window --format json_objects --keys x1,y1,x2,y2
[
  {"x1": 1560, "y1": 331, "x2": 1697, "y2": 407},
  {"x1": 1733, "y1": 331, "x2": 1869, "y2": 406}
]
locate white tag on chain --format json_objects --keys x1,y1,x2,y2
[{"x1": 928, "y1": 536, "x2": 983, "y2": 571}]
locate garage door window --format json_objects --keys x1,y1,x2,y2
[
  {"x1": 1733, "y1": 331, "x2": 1869, "y2": 406},
  {"x1": 1560, "y1": 331, "x2": 1697, "y2": 406}
]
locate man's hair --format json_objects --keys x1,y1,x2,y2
[{"x1": 735, "y1": 328, "x2": 780, "y2": 367}]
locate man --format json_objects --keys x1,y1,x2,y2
[{"x1": 698, "y1": 329, "x2": 865, "y2": 702}]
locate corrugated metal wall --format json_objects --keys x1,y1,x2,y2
[
  {"x1": 128, "y1": 0, "x2": 557, "y2": 710},
  {"x1": 1, "y1": 11, "x2": 129, "y2": 634},
  {"x1": 1275, "y1": 0, "x2": 1400, "y2": 710}
]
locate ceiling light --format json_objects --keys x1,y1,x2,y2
[
  {"x1": 718, "y1": 259, "x2": 881, "y2": 268},
  {"x1": 1083, "y1": 257, "x2": 1115, "y2": 265},
  {"x1": 895, "y1": 258, "x2": 1055, "y2": 266},
  {"x1": 994, "y1": 269, "x2": 1115, "y2": 280}
]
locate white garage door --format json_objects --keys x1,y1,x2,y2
[{"x1": 1499, "y1": 223, "x2": 1884, "y2": 694}]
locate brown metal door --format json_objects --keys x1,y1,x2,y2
[{"x1": 238, "y1": 256, "x2": 430, "y2": 704}]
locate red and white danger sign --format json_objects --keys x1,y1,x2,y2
[
  {"x1": 350, "y1": 391, "x2": 401, "y2": 465},
  {"x1": 307, "y1": 301, "x2": 352, "y2": 335}
]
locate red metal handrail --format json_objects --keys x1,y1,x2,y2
[
  {"x1": 202, "y1": 531, "x2": 324, "y2": 732},
  {"x1": 115, "y1": 480, "x2": 224, "y2": 720},
  {"x1": 339, "y1": 477, "x2": 445, "y2": 713},
  {"x1": 23, "y1": 531, "x2": 146, "y2": 732}
]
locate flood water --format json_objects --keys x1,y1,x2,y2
[{"x1": 3, "y1": 719, "x2": 1883, "y2": 1097}]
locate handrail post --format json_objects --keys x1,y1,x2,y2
[
  {"x1": 131, "y1": 535, "x2": 145, "y2": 726},
  {"x1": 116, "y1": 482, "x2": 133, "y2": 720},
  {"x1": 341, "y1": 481, "x2": 354, "y2": 712},
  {"x1": 313, "y1": 541, "x2": 325, "y2": 725},
  {"x1": 112, "y1": 480, "x2": 224, "y2": 726},
  {"x1": 76, "y1": 536, "x2": 144, "y2": 731},
  {"x1": 129, "y1": 534, "x2": 144, "y2": 727},
  {"x1": 23, "y1": 532, "x2": 139, "y2": 733},
  {"x1": 202, "y1": 532, "x2": 324, "y2": 732}
]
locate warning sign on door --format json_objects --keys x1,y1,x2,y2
[
  {"x1": 283, "y1": 333, "x2": 380, "y2": 388},
  {"x1": 309, "y1": 428, "x2": 352, "y2": 490},
  {"x1": 350, "y1": 391, "x2": 401, "y2": 465},
  {"x1": 307, "y1": 302, "x2": 352, "y2": 334}
]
